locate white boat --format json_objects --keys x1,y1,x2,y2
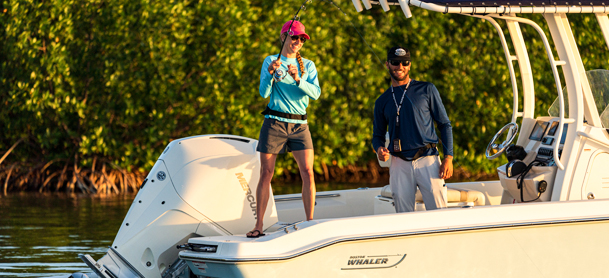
[{"x1": 71, "y1": 1, "x2": 609, "y2": 277}]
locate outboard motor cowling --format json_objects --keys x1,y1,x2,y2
[{"x1": 77, "y1": 135, "x2": 278, "y2": 278}]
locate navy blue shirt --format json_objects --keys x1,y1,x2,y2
[{"x1": 372, "y1": 80, "x2": 453, "y2": 159}]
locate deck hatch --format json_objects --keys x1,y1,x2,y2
[{"x1": 178, "y1": 243, "x2": 218, "y2": 253}]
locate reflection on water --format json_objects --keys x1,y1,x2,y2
[
  {"x1": 0, "y1": 193, "x2": 134, "y2": 278},
  {"x1": 0, "y1": 183, "x2": 384, "y2": 277}
]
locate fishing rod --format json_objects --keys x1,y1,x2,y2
[
  {"x1": 278, "y1": 0, "x2": 384, "y2": 68},
  {"x1": 276, "y1": 0, "x2": 313, "y2": 62}
]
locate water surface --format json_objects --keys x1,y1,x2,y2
[
  {"x1": 0, "y1": 182, "x2": 381, "y2": 277},
  {"x1": 0, "y1": 193, "x2": 135, "y2": 278}
]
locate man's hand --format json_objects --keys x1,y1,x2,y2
[
  {"x1": 287, "y1": 64, "x2": 300, "y2": 84},
  {"x1": 377, "y1": 147, "x2": 390, "y2": 162},
  {"x1": 268, "y1": 60, "x2": 282, "y2": 75},
  {"x1": 440, "y1": 155, "x2": 453, "y2": 179}
]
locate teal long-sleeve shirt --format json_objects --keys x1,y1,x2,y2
[{"x1": 259, "y1": 54, "x2": 321, "y2": 124}]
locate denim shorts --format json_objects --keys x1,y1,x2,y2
[{"x1": 256, "y1": 118, "x2": 314, "y2": 154}]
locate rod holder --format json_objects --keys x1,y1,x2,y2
[
  {"x1": 351, "y1": 0, "x2": 364, "y2": 12},
  {"x1": 397, "y1": 0, "x2": 413, "y2": 18},
  {"x1": 379, "y1": 0, "x2": 391, "y2": 11},
  {"x1": 361, "y1": 0, "x2": 372, "y2": 10}
]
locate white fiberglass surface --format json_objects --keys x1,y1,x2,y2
[{"x1": 275, "y1": 182, "x2": 503, "y2": 222}]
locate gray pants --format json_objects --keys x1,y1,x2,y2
[{"x1": 390, "y1": 155, "x2": 447, "y2": 212}]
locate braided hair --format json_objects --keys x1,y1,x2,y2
[
  {"x1": 281, "y1": 32, "x2": 305, "y2": 79},
  {"x1": 295, "y1": 52, "x2": 305, "y2": 79}
]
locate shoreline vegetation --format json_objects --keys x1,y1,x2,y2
[
  {"x1": 0, "y1": 139, "x2": 145, "y2": 194},
  {"x1": 7, "y1": 2, "x2": 602, "y2": 193},
  {"x1": 1, "y1": 138, "x2": 497, "y2": 195}
]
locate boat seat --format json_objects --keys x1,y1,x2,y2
[{"x1": 380, "y1": 184, "x2": 485, "y2": 206}]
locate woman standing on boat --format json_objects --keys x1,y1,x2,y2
[{"x1": 247, "y1": 20, "x2": 321, "y2": 238}]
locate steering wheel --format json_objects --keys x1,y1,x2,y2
[{"x1": 486, "y1": 122, "x2": 519, "y2": 160}]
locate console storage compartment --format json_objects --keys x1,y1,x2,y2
[{"x1": 498, "y1": 164, "x2": 557, "y2": 202}]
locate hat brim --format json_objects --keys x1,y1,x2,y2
[{"x1": 388, "y1": 56, "x2": 410, "y2": 61}]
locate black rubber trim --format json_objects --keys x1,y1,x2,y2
[
  {"x1": 139, "y1": 178, "x2": 148, "y2": 190},
  {"x1": 209, "y1": 137, "x2": 250, "y2": 143}
]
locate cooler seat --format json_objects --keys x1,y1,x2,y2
[{"x1": 374, "y1": 184, "x2": 486, "y2": 214}]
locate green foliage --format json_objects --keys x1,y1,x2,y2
[{"x1": 2, "y1": 0, "x2": 608, "y2": 177}]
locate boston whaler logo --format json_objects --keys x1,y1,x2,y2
[
  {"x1": 342, "y1": 254, "x2": 407, "y2": 270},
  {"x1": 235, "y1": 173, "x2": 257, "y2": 220}
]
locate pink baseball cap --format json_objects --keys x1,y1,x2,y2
[{"x1": 281, "y1": 20, "x2": 310, "y2": 40}]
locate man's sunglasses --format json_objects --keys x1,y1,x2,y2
[
  {"x1": 290, "y1": 35, "x2": 307, "y2": 43},
  {"x1": 389, "y1": 60, "x2": 411, "y2": 66}
]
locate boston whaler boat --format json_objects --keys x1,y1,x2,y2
[{"x1": 72, "y1": 1, "x2": 609, "y2": 277}]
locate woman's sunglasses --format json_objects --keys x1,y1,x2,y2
[
  {"x1": 389, "y1": 60, "x2": 411, "y2": 66},
  {"x1": 290, "y1": 35, "x2": 307, "y2": 43}
]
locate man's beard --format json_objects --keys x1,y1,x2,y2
[{"x1": 390, "y1": 69, "x2": 409, "y2": 82}]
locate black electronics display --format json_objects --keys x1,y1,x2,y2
[
  {"x1": 528, "y1": 121, "x2": 548, "y2": 141},
  {"x1": 541, "y1": 137, "x2": 554, "y2": 145},
  {"x1": 547, "y1": 121, "x2": 559, "y2": 136}
]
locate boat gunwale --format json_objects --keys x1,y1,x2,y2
[{"x1": 179, "y1": 215, "x2": 609, "y2": 264}]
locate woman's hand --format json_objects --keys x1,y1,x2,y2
[
  {"x1": 287, "y1": 64, "x2": 300, "y2": 84},
  {"x1": 268, "y1": 60, "x2": 282, "y2": 75}
]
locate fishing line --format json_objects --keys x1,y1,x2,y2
[
  {"x1": 455, "y1": 160, "x2": 473, "y2": 182},
  {"x1": 321, "y1": 2, "x2": 471, "y2": 184},
  {"x1": 278, "y1": 0, "x2": 385, "y2": 69},
  {"x1": 316, "y1": 0, "x2": 411, "y2": 92},
  {"x1": 317, "y1": 0, "x2": 385, "y2": 67},
  {"x1": 318, "y1": 3, "x2": 471, "y2": 182},
  {"x1": 280, "y1": 1, "x2": 473, "y2": 184},
  {"x1": 277, "y1": 0, "x2": 313, "y2": 61}
]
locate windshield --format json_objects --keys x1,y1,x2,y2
[{"x1": 548, "y1": 69, "x2": 609, "y2": 128}]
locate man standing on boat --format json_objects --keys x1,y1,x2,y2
[{"x1": 372, "y1": 46, "x2": 453, "y2": 213}]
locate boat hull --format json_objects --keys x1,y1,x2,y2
[
  {"x1": 180, "y1": 198, "x2": 609, "y2": 278},
  {"x1": 184, "y1": 218, "x2": 609, "y2": 277}
]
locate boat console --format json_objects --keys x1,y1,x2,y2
[
  {"x1": 523, "y1": 118, "x2": 567, "y2": 164},
  {"x1": 497, "y1": 117, "x2": 567, "y2": 203}
]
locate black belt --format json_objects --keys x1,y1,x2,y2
[
  {"x1": 261, "y1": 106, "x2": 307, "y2": 120},
  {"x1": 392, "y1": 143, "x2": 437, "y2": 161}
]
